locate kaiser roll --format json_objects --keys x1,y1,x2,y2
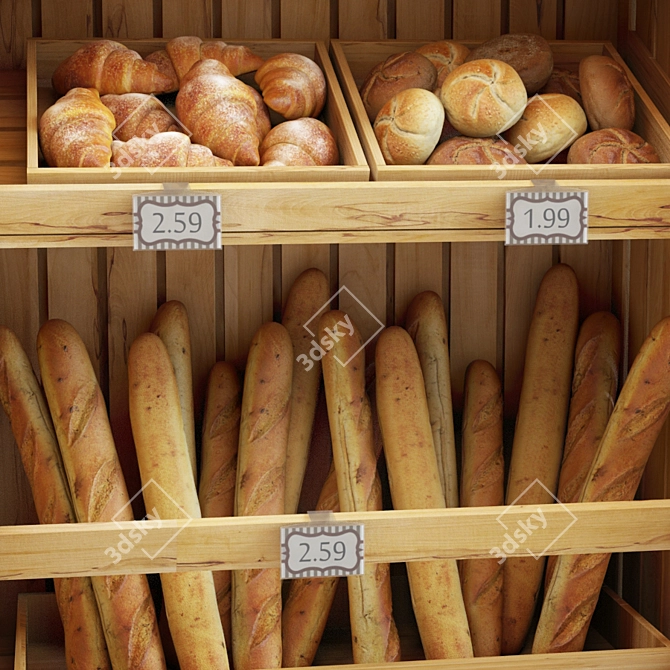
[
  {"x1": 540, "y1": 68, "x2": 582, "y2": 105},
  {"x1": 427, "y1": 136, "x2": 527, "y2": 165},
  {"x1": 416, "y1": 40, "x2": 470, "y2": 91},
  {"x1": 567, "y1": 128, "x2": 660, "y2": 164}
]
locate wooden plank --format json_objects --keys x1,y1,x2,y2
[
  {"x1": 564, "y1": 0, "x2": 618, "y2": 43},
  {"x1": 452, "y1": 0, "x2": 501, "y2": 40},
  {"x1": 162, "y1": 0, "x2": 213, "y2": 37},
  {"x1": 281, "y1": 245, "x2": 331, "y2": 308},
  {"x1": 657, "y1": 1, "x2": 670, "y2": 76},
  {"x1": 0, "y1": 0, "x2": 32, "y2": 68},
  {"x1": 394, "y1": 243, "x2": 443, "y2": 324},
  {"x1": 635, "y1": 0, "x2": 657, "y2": 56},
  {"x1": 221, "y1": 0, "x2": 275, "y2": 39},
  {"x1": 102, "y1": 0, "x2": 154, "y2": 38},
  {"x1": 509, "y1": 0, "x2": 557, "y2": 39},
  {"x1": 338, "y1": 0, "x2": 389, "y2": 40},
  {"x1": 41, "y1": 0, "x2": 93, "y2": 38},
  {"x1": 0, "y1": 130, "x2": 27, "y2": 163},
  {"x1": 280, "y1": 0, "x2": 332, "y2": 40},
  {"x1": 395, "y1": 0, "x2": 445, "y2": 41}
]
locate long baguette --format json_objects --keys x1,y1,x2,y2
[
  {"x1": 0, "y1": 326, "x2": 110, "y2": 670},
  {"x1": 503, "y1": 263, "x2": 578, "y2": 654},
  {"x1": 128, "y1": 333, "x2": 228, "y2": 669},
  {"x1": 376, "y1": 326, "x2": 473, "y2": 659},
  {"x1": 406, "y1": 291, "x2": 459, "y2": 507},
  {"x1": 283, "y1": 268, "x2": 330, "y2": 514},
  {"x1": 460, "y1": 359, "x2": 504, "y2": 657},
  {"x1": 533, "y1": 315, "x2": 670, "y2": 653},
  {"x1": 36, "y1": 319, "x2": 165, "y2": 670},
  {"x1": 320, "y1": 310, "x2": 401, "y2": 664},
  {"x1": 150, "y1": 300, "x2": 196, "y2": 480},
  {"x1": 233, "y1": 321, "x2": 292, "y2": 670},
  {"x1": 198, "y1": 360, "x2": 241, "y2": 648}
]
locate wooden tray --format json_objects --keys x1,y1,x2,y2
[
  {"x1": 331, "y1": 40, "x2": 670, "y2": 181},
  {"x1": 26, "y1": 38, "x2": 369, "y2": 184}
]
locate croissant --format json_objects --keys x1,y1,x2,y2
[
  {"x1": 146, "y1": 36, "x2": 265, "y2": 90},
  {"x1": 255, "y1": 53, "x2": 326, "y2": 119},
  {"x1": 260, "y1": 118, "x2": 338, "y2": 166},
  {"x1": 52, "y1": 40, "x2": 174, "y2": 96},
  {"x1": 176, "y1": 59, "x2": 270, "y2": 166},
  {"x1": 111, "y1": 132, "x2": 233, "y2": 167},
  {"x1": 40, "y1": 87, "x2": 116, "y2": 167},
  {"x1": 101, "y1": 93, "x2": 180, "y2": 141}
]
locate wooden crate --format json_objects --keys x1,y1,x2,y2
[
  {"x1": 26, "y1": 38, "x2": 369, "y2": 184},
  {"x1": 331, "y1": 40, "x2": 670, "y2": 181}
]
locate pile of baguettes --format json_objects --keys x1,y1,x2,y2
[
  {"x1": 2, "y1": 263, "x2": 670, "y2": 668},
  {"x1": 362, "y1": 33, "x2": 661, "y2": 166},
  {"x1": 39, "y1": 37, "x2": 339, "y2": 169}
]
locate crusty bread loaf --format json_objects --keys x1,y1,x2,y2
[
  {"x1": 360, "y1": 51, "x2": 437, "y2": 122},
  {"x1": 416, "y1": 40, "x2": 470, "y2": 91},
  {"x1": 440, "y1": 59, "x2": 527, "y2": 137},
  {"x1": 376, "y1": 326, "x2": 473, "y2": 659},
  {"x1": 534, "y1": 315, "x2": 670, "y2": 654},
  {"x1": 502, "y1": 264, "x2": 579, "y2": 655},
  {"x1": 504, "y1": 93, "x2": 587, "y2": 163},
  {"x1": 427, "y1": 136, "x2": 526, "y2": 166},
  {"x1": 37, "y1": 319, "x2": 165, "y2": 670},
  {"x1": 261, "y1": 118, "x2": 339, "y2": 166},
  {"x1": 233, "y1": 322, "x2": 293, "y2": 670},
  {"x1": 460, "y1": 360, "x2": 504, "y2": 658},
  {"x1": 567, "y1": 128, "x2": 660, "y2": 164},
  {"x1": 128, "y1": 333, "x2": 229, "y2": 669},
  {"x1": 320, "y1": 310, "x2": 401, "y2": 664},
  {"x1": 540, "y1": 68, "x2": 582, "y2": 105},
  {"x1": 0, "y1": 326, "x2": 110, "y2": 670},
  {"x1": 579, "y1": 55, "x2": 635, "y2": 131},
  {"x1": 374, "y1": 88, "x2": 444, "y2": 165}
]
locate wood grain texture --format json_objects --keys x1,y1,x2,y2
[
  {"x1": 395, "y1": 0, "x2": 445, "y2": 40},
  {"x1": 394, "y1": 243, "x2": 443, "y2": 324},
  {"x1": 102, "y1": 0, "x2": 154, "y2": 38},
  {"x1": 0, "y1": 0, "x2": 32, "y2": 68},
  {"x1": 281, "y1": 0, "x2": 332, "y2": 39},
  {"x1": 221, "y1": 0, "x2": 275, "y2": 38},
  {"x1": 657, "y1": 1, "x2": 670, "y2": 76},
  {"x1": 452, "y1": 0, "x2": 501, "y2": 39},
  {"x1": 41, "y1": 0, "x2": 93, "y2": 38},
  {"x1": 163, "y1": 0, "x2": 213, "y2": 37},
  {"x1": 509, "y1": 0, "x2": 557, "y2": 38},
  {"x1": 338, "y1": 0, "x2": 389, "y2": 40},
  {"x1": 564, "y1": 0, "x2": 618, "y2": 42},
  {"x1": 635, "y1": 0, "x2": 657, "y2": 56},
  {"x1": 281, "y1": 245, "x2": 331, "y2": 308}
]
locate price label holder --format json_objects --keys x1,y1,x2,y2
[
  {"x1": 506, "y1": 180, "x2": 588, "y2": 246},
  {"x1": 133, "y1": 183, "x2": 221, "y2": 251},
  {"x1": 280, "y1": 511, "x2": 365, "y2": 580}
]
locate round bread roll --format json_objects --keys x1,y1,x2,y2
[
  {"x1": 427, "y1": 136, "x2": 527, "y2": 165},
  {"x1": 374, "y1": 88, "x2": 444, "y2": 165},
  {"x1": 466, "y1": 33, "x2": 553, "y2": 94},
  {"x1": 504, "y1": 93, "x2": 587, "y2": 163},
  {"x1": 567, "y1": 128, "x2": 660, "y2": 164},
  {"x1": 260, "y1": 118, "x2": 339, "y2": 166},
  {"x1": 415, "y1": 40, "x2": 470, "y2": 91},
  {"x1": 579, "y1": 55, "x2": 635, "y2": 131},
  {"x1": 360, "y1": 52, "x2": 437, "y2": 122},
  {"x1": 540, "y1": 68, "x2": 582, "y2": 105},
  {"x1": 440, "y1": 59, "x2": 527, "y2": 137}
]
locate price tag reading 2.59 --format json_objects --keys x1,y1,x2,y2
[
  {"x1": 281, "y1": 524, "x2": 364, "y2": 580},
  {"x1": 506, "y1": 190, "x2": 588, "y2": 246}
]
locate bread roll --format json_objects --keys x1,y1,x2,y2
[
  {"x1": 415, "y1": 40, "x2": 469, "y2": 91},
  {"x1": 101, "y1": 93, "x2": 179, "y2": 141},
  {"x1": 502, "y1": 264, "x2": 579, "y2": 655},
  {"x1": 540, "y1": 68, "x2": 582, "y2": 105},
  {"x1": 374, "y1": 88, "x2": 444, "y2": 165},
  {"x1": 440, "y1": 60, "x2": 527, "y2": 137},
  {"x1": 504, "y1": 93, "x2": 587, "y2": 163},
  {"x1": 361, "y1": 51, "x2": 437, "y2": 122},
  {"x1": 376, "y1": 326, "x2": 472, "y2": 659},
  {"x1": 427, "y1": 136, "x2": 526, "y2": 166},
  {"x1": 534, "y1": 315, "x2": 670, "y2": 654},
  {"x1": 260, "y1": 118, "x2": 339, "y2": 166},
  {"x1": 567, "y1": 128, "x2": 660, "y2": 164},
  {"x1": 460, "y1": 360, "x2": 504, "y2": 657},
  {"x1": 465, "y1": 33, "x2": 553, "y2": 94},
  {"x1": 579, "y1": 55, "x2": 635, "y2": 131}
]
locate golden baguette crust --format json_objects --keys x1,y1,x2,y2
[
  {"x1": 376, "y1": 326, "x2": 473, "y2": 659},
  {"x1": 502, "y1": 263, "x2": 578, "y2": 655},
  {"x1": 460, "y1": 360, "x2": 504, "y2": 657},
  {"x1": 233, "y1": 322, "x2": 293, "y2": 670},
  {"x1": 320, "y1": 310, "x2": 400, "y2": 664},
  {"x1": 36, "y1": 319, "x2": 165, "y2": 670},
  {"x1": 0, "y1": 326, "x2": 110, "y2": 670},
  {"x1": 534, "y1": 315, "x2": 670, "y2": 653}
]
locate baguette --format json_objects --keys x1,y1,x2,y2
[
  {"x1": 320, "y1": 310, "x2": 401, "y2": 664},
  {"x1": 376, "y1": 326, "x2": 473, "y2": 659},
  {"x1": 460, "y1": 360, "x2": 504, "y2": 657},
  {"x1": 502, "y1": 263, "x2": 578, "y2": 654},
  {"x1": 128, "y1": 333, "x2": 229, "y2": 669},
  {"x1": 150, "y1": 301, "x2": 196, "y2": 481},
  {"x1": 405, "y1": 291, "x2": 458, "y2": 508},
  {"x1": 233, "y1": 322, "x2": 293, "y2": 670},
  {"x1": 36, "y1": 319, "x2": 165, "y2": 670},
  {"x1": 534, "y1": 315, "x2": 670, "y2": 653},
  {"x1": 282, "y1": 268, "x2": 330, "y2": 514},
  {"x1": 198, "y1": 361, "x2": 241, "y2": 648},
  {"x1": 0, "y1": 326, "x2": 110, "y2": 670}
]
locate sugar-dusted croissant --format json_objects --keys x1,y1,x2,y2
[
  {"x1": 255, "y1": 53, "x2": 326, "y2": 119},
  {"x1": 111, "y1": 131, "x2": 233, "y2": 167},
  {"x1": 176, "y1": 59, "x2": 270, "y2": 166},
  {"x1": 260, "y1": 118, "x2": 338, "y2": 166},
  {"x1": 101, "y1": 93, "x2": 180, "y2": 141},
  {"x1": 40, "y1": 87, "x2": 116, "y2": 167},
  {"x1": 146, "y1": 36, "x2": 265, "y2": 90},
  {"x1": 52, "y1": 40, "x2": 174, "y2": 96}
]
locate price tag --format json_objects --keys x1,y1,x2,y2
[
  {"x1": 506, "y1": 190, "x2": 588, "y2": 246},
  {"x1": 133, "y1": 192, "x2": 221, "y2": 250},
  {"x1": 281, "y1": 524, "x2": 364, "y2": 580}
]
